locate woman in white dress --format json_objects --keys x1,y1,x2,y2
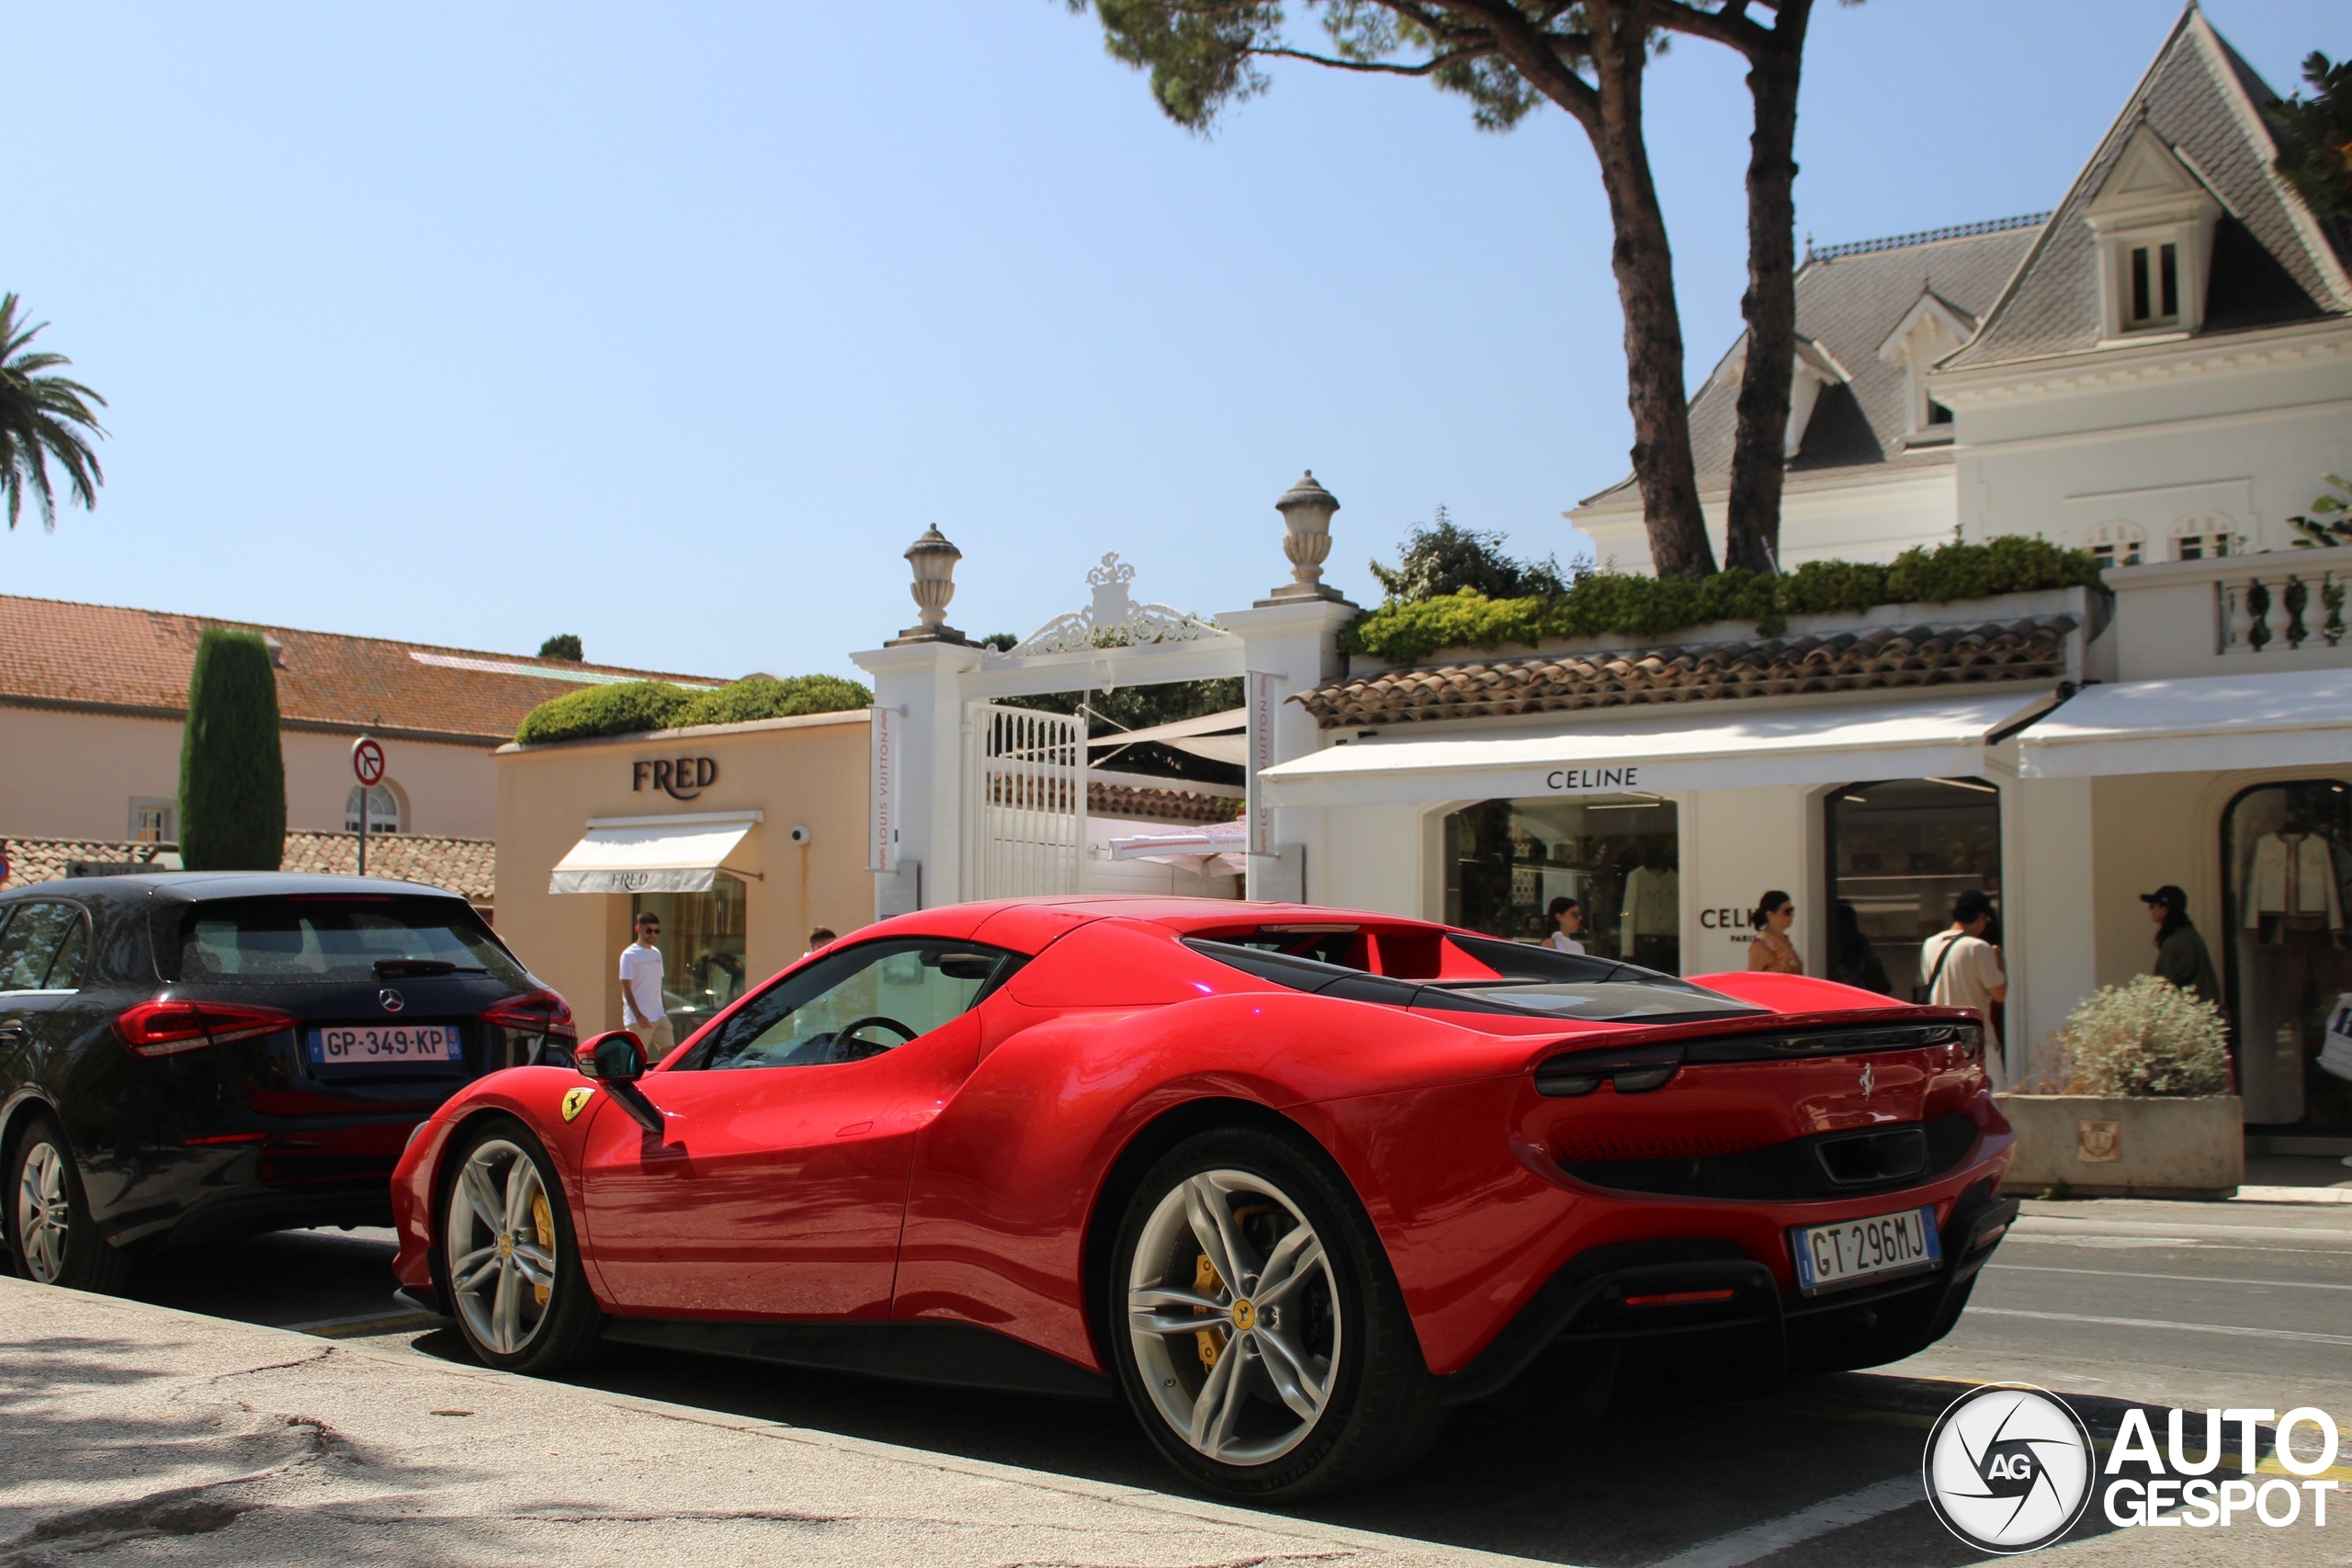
[{"x1": 1544, "y1": 897, "x2": 1586, "y2": 954}]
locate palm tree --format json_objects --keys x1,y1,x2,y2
[{"x1": 0, "y1": 293, "x2": 108, "y2": 530}]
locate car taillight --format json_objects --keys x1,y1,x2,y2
[
  {"x1": 482, "y1": 988, "x2": 577, "y2": 1043},
  {"x1": 116, "y1": 999, "x2": 299, "y2": 1057}
]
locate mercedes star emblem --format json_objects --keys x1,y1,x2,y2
[{"x1": 379, "y1": 988, "x2": 405, "y2": 1014}]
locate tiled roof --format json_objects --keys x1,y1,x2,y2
[
  {"x1": 1583, "y1": 221, "x2": 2040, "y2": 507},
  {"x1": 0, "y1": 832, "x2": 495, "y2": 905},
  {"x1": 1947, "y1": 9, "x2": 2350, "y2": 370},
  {"x1": 0, "y1": 594, "x2": 718, "y2": 744},
  {"x1": 1089, "y1": 781, "x2": 1244, "y2": 825},
  {"x1": 1298, "y1": 616, "x2": 2076, "y2": 728}
]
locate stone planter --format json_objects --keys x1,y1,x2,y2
[{"x1": 1994, "y1": 1093, "x2": 2244, "y2": 1200}]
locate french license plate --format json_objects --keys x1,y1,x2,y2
[
  {"x1": 308, "y1": 1024, "x2": 463, "y2": 1066},
  {"x1": 1791, "y1": 1205, "x2": 1942, "y2": 1295}
]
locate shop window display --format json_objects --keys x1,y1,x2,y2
[
  {"x1": 1826, "y1": 779, "x2": 2002, "y2": 1001},
  {"x1": 2222, "y1": 781, "x2": 2352, "y2": 1130},
  {"x1": 1442, "y1": 796, "x2": 1679, "y2": 972},
  {"x1": 632, "y1": 873, "x2": 749, "y2": 1035}
]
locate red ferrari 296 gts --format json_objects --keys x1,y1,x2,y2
[{"x1": 390, "y1": 897, "x2": 2017, "y2": 1499}]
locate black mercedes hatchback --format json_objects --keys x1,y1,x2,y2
[{"x1": 0, "y1": 872, "x2": 575, "y2": 1291}]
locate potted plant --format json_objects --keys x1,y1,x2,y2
[{"x1": 1998, "y1": 976, "x2": 2243, "y2": 1199}]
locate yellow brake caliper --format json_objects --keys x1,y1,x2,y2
[
  {"x1": 532, "y1": 1193, "x2": 554, "y2": 1306},
  {"x1": 1193, "y1": 1251, "x2": 1227, "y2": 1370}
]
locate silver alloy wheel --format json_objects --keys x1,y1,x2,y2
[
  {"x1": 446, "y1": 1138, "x2": 559, "y2": 1357},
  {"x1": 1127, "y1": 1168, "x2": 1341, "y2": 1467},
  {"x1": 15, "y1": 1141, "x2": 69, "y2": 1284}
]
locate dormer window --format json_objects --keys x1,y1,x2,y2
[
  {"x1": 1876, "y1": 291, "x2": 1976, "y2": 443},
  {"x1": 2127, "y1": 241, "x2": 2179, "y2": 327},
  {"x1": 2085, "y1": 121, "x2": 2220, "y2": 342}
]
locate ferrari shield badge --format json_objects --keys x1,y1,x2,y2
[{"x1": 560, "y1": 1087, "x2": 595, "y2": 1122}]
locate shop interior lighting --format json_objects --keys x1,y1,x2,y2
[{"x1": 1934, "y1": 778, "x2": 2000, "y2": 794}]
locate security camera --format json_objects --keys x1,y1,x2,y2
[{"x1": 788, "y1": 825, "x2": 812, "y2": 846}]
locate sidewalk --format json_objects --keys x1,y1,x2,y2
[{"x1": 0, "y1": 1278, "x2": 1542, "y2": 1568}]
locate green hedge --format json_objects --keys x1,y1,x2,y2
[
  {"x1": 1340, "y1": 537, "x2": 2104, "y2": 665},
  {"x1": 515, "y1": 673, "x2": 873, "y2": 746}
]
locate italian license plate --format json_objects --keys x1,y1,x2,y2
[
  {"x1": 308, "y1": 1024, "x2": 463, "y2": 1066},
  {"x1": 1790, "y1": 1205, "x2": 1942, "y2": 1294}
]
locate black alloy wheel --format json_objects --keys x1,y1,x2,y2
[{"x1": 6, "y1": 1114, "x2": 132, "y2": 1292}]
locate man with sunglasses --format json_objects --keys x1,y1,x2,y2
[{"x1": 619, "y1": 908, "x2": 674, "y2": 1059}]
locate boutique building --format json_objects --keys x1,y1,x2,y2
[{"x1": 854, "y1": 8, "x2": 2352, "y2": 1154}]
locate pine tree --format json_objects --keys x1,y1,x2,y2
[{"x1": 179, "y1": 629, "x2": 287, "y2": 872}]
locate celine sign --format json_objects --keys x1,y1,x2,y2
[
  {"x1": 633, "y1": 756, "x2": 718, "y2": 801},
  {"x1": 1545, "y1": 766, "x2": 1641, "y2": 793}
]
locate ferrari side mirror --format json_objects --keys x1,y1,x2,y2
[{"x1": 579, "y1": 1030, "x2": 646, "y2": 1083}]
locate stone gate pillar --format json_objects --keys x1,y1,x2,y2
[{"x1": 1219, "y1": 472, "x2": 1357, "y2": 905}]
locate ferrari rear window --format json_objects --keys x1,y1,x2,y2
[{"x1": 1182, "y1": 936, "x2": 1760, "y2": 1023}]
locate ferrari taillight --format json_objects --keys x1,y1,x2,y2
[
  {"x1": 482, "y1": 987, "x2": 578, "y2": 1043},
  {"x1": 116, "y1": 999, "x2": 299, "y2": 1057}
]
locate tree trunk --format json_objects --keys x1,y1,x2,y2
[
  {"x1": 1587, "y1": 1, "x2": 1716, "y2": 581},
  {"x1": 1721, "y1": 3, "x2": 1812, "y2": 577}
]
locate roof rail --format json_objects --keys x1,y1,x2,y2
[{"x1": 1807, "y1": 212, "x2": 2051, "y2": 263}]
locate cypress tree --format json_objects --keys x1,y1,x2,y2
[{"x1": 179, "y1": 629, "x2": 287, "y2": 872}]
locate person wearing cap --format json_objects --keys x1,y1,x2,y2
[{"x1": 2143, "y1": 885, "x2": 2222, "y2": 1007}]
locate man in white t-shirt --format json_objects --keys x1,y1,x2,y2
[
  {"x1": 1921, "y1": 889, "x2": 2007, "y2": 1089},
  {"x1": 619, "y1": 910, "x2": 674, "y2": 1059}
]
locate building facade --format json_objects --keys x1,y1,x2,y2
[
  {"x1": 0, "y1": 593, "x2": 717, "y2": 907},
  {"x1": 857, "y1": 9, "x2": 2352, "y2": 1153}
]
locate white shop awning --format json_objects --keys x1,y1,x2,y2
[
  {"x1": 1111, "y1": 819, "x2": 1250, "y2": 875},
  {"x1": 2013, "y1": 669, "x2": 2352, "y2": 777},
  {"x1": 548, "y1": 810, "x2": 763, "y2": 895},
  {"x1": 1257, "y1": 693, "x2": 2050, "y2": 807},
  {"x1": 1090, "y1": 706, "x2": 1248, "y2": 766}
]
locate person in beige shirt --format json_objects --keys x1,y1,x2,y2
[{"x1": 1921, "y1": 889, "x2": 2007, "y2": 1089}]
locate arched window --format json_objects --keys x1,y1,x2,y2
[
  {"x1": 2171, "y1": 513, "x2": 2233, "y2": 562},
  {"x1": 345, "y1": 782, "x2": 405, "y2": 836},
  {"x1": 2085, "y1": 520, "x2": 2144, "y2": 570}
]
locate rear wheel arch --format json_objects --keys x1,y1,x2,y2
[
  {"x1": 0, "y1": 1089, "x2": 71, "y2": 1170},
  {"x1": 1080, "y1": 1097, "x2": 1344, "y2": 1375}
]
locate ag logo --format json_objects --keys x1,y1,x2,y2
[
  {"x1": 560, "y1": 1087, "x2": 595, "y2": 1122},
  {"x1": 1924, "y1": 1383, "x2": 2095, "y2": 1554}
]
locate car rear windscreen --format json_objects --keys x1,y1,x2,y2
[{"x1": 175, "y1": 897, "x2": 524, "y2": 984}]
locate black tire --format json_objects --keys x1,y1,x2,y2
[
  {"x1": 435, "y1": 1116, "x2": 602, "y2": 1373},
  {"x1": 1106, "y1": 1125, "x2": 1447, "y2": 1501},
  {"x1": 6, "y1": 1113, "x2": 132, "y2": 1293}
]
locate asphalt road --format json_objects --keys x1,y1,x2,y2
[{"x1": 96, "y1": 1194, "x2": 2352, "y2": 1567}]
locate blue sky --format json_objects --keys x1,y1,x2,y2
[{"x1": 4, "y1": 2, "x2": 2340, "y2": 681}]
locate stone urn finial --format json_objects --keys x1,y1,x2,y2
[
  {"x1": 1270, "y1": 470, "x2": 1343, "y2": 602},
  {"x1": 889, "y1": 525, "x2": 971, "y2": 645}
]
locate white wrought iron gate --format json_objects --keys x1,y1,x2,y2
[{"x1": 963, "y1": 702, "x2": 1084, "y2": 898}]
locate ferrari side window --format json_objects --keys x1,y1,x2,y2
[{"x1": 689, "y1": 940, "x2": 1019, "y2": 1071}]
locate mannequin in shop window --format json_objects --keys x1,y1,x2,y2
[
  {"x1": 1620, "y1": 852, "x2": 1679, "y2": 973},
  {"x1": 2243, "y1": 807, "x2": 2347, "y2": 941},
  {"x1": 1747, "y1": 891, "x2": 1804, "y2": 975}
]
